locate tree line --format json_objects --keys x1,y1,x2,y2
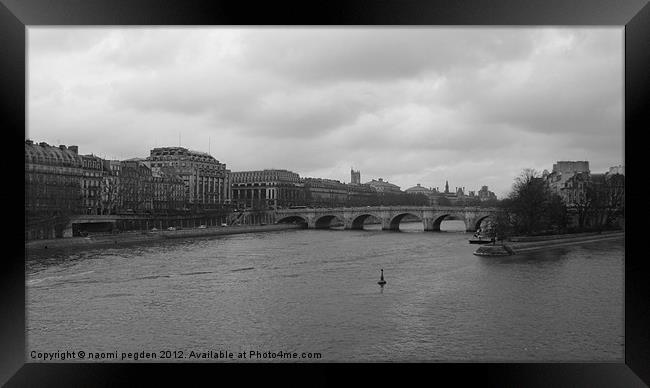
[{"x1": 485, "y1": 169, "x2": 624, "y2": 241}]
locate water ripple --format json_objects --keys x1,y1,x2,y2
[{"x1": 26, "y1": 225, "x2": 623, "y2": 362}]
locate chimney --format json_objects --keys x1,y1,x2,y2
[
  {"x1": 69, "y1": 145, "x2": 78, "y2": 154},
  {"x1": 25, "y1": 139, "x2": 33, "y2": 145},
  {"x1": 39, "y1": 142, "x2": 49, "y2": 147},
  {"x1": 59, "y1": 145, "x2": 67, "y2": 150}
]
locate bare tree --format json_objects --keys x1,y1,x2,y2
[
  {"x1": 100, "y1": 177, "x2": 122, "y2": 215},
  {"x1": 509, "y1": 169, "x2": 547, "y2": 234},
  {"x1": 506, "y1": 168, "x2": 568, "y2": 235},
  {"x1": 589, "y1": 173, "x2": 625, "y2": 229},
  {"x1": 483, "y1": 200, "x2": 513, "y2": 245},
  {"x1": 563, "y1": 172, "x2": 592, "y2": 229}
]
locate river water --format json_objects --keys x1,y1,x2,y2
[{"x1": 26, "y1": 221, "x2": 624, "y2": 362}]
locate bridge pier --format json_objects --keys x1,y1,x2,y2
[
  {"x1": 381, "y1": 218, "x2": 399, "y2": 231},
  {"x1": 431, "y1": 217, "x2": 444, "y2": 232},
  {"x1": 464, "y1": 216, "x2": 484, "y2": 232},
  {"x1": 63, "y1": 224, "x2": 73, "y2": 238}
]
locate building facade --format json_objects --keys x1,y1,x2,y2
[
  {"x1": 100, "y1": 160, "x2": 122, "y2": 215},
  {"x1": 81, "y1": 154, "x2": 107, "y2": 215},
  {"x1": 405, "y1": 183, "x2": 433, "y2": 195},
  {"x1": 560, "y1": 168, "x2": 624, "y2": 228},
  {"x1": 346, "y1": 182, "x2": 376, "y2": 205},
  {"x1": 25, "y1": 140, "x2": 84, "y2": 239},
  {"x1": 231, "y1": 169, "x2": 304, "y2": 209},
  {"x1": 147, "y1": 147, "x2": 231, "y2": 208},
  {"x1": 433, "y1": 181, "x2": 470, "y2": 205},
  {"x1": 365, "y1": 178, "x2": 401, "y2": 194},
  {"x1": 350, "y1": 169, "x2": 361, "y2": 185},
  {"x1": 543, "y1": 161, "x2": 590, "y2": 198},
  {"x1": 564, "y1": 172, "x2": 625, "y2": 207},
  {"x1": 303, "y1": 177, "x2": 349, "y2": 207},
  {"x1": 561, "y1": 172, "x2": 590, "y2": 208},
  {"x1": 120, "y1": 159, "x2": 153, "y2": 212},
  {"x1": 607, "y1": 165, "x2": 625, "y2": 176},
  {"x1": 405, "y1": 183, "x2": 438, "y2": 204},
  {"x1": 477, "y1": 185, "x2": 497, "y2": 202},
  {"x1": 149, "y1": 166, "x2": 187, "y2": 212}
]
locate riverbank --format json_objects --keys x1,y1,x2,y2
[
  {"x1": 474, "y1": 230, "x2": 624, "y2": 256},
  {"x1": 25, "y1": 223, "x2": 305, "y2": 253}
]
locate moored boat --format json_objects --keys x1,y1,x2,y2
[
  {"x1": 469, "y1": 238, "x2": 493, "y2": 244},
  {"x1": 469, "y1": 229, "x2": 494, "y2": 244}
]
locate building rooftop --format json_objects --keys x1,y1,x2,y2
[
  {"x1": 231, "y1": 169, "x2": 299, "y2": 174},
  {"x1": 25, "y1": 140, "x2": 81, "y2": 165},
  {"x1": 405, "y1": 183, "x2": 433, "y2": 193},
  {"x1": 149, "y1": 146, "x2": 220, "y2": 163}
]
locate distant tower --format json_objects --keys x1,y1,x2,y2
[
  {"x1": 445, "y1": 180, "x2": 449, "y2": 194},
  {"x1": 351, "y1": 168, "x2": 361, "y2": 184}
]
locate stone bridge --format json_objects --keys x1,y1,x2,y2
[{"x1": 275, "y1": 206, "x2": 500, "y2": 232}]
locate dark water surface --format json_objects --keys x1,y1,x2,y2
[{"x1": 26, "y1": 222, "x2": 624, "y2": 361}]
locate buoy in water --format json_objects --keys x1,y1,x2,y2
[{"x1": 378, "y1": 268, "x2": 386, "y2": 285}]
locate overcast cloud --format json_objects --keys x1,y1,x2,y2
[{"x1": 27, "y1": 27, "x2": 623, "y2": 198}]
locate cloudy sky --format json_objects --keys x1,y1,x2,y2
[{"x1": 27, "y1": 27, "x2": 623, "y2": 197}]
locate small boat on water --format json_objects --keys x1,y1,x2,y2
[{"x1": 469, "y1": 229, "x2": 494, "y2": 244}]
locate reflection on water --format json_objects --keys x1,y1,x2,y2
[{"x1": 26, "y1": 222, "x2": 623, "y2": 362}]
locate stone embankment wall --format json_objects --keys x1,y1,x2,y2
[
  {"x1": 25, "y1": 223, "x2": 303, "y2": 254},
  {"x1": 508, "y1": 232, "x2": 623, "y2": 253},
  {"x1": 508, "y1": 230, "x2": 622, "y2": 243},
  {"x1": 475, "y1": 231, "x2": 624, "y2": 256}
]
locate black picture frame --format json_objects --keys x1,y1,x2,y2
[{"x1": 2, "y1": 0, "x2": 648, "y2": 386}]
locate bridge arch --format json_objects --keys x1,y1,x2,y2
[
  {"x1": 388, "y1": 212, "x2": 423, "y2": 231},
  {"x1": 432, "y1": 213, "x2": 467, "y2": 231},
  {"x1": 276, "y1": 215, "x2": 309, "y2": 228},
  {"x1": 349, "y1": 214, "x2": 382, "y2": 230},
  {"x1": 313, "y1": 214, "x2": 345, "y2": 229},
  {"x1": 474, "y1": 215, "x2": 493, "y2": 231}
]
